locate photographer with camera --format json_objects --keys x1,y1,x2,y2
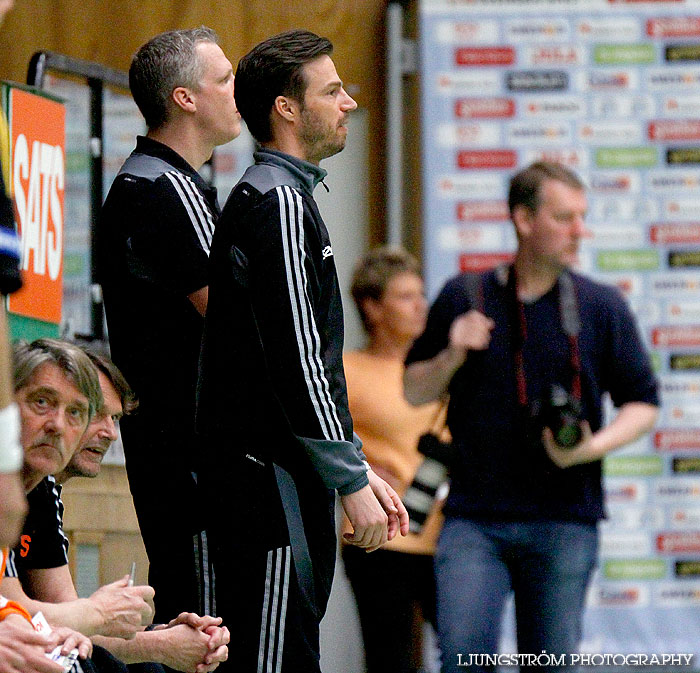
[{"x1": 404, "y1": 162, "x2": 659, "y2": 673}]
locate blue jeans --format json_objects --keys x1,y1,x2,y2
[{"x1": 435, "y1": 518, "x2": 598, "y2": 673}]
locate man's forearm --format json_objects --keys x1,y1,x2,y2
[
  {"x1": 590, "y1": 401, "x2": 659, "y2": 460},
  {"x1": 91, "y1": 631, "x2": 160, "y2": 665},
  {"x1": 404, "y1": 347, "x2": 466, "y2": 406}
]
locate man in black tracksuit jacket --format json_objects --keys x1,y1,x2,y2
[{"x1": 197, "y1": 30, "x2": 408, "y2": 673}]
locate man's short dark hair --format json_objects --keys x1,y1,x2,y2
[
  {"x1": 235, "y1": 29, "x2": 333, "y2": 143},
  {"x1": 508, "y1": 161, "x2": 585, "y2": 218},
  {"x1": 83, "y1": 350, "x2": 138, "y2": 416},
  {"x1": 129, "y1": 26, "x2": 219, "y2": 130},
  {"x1": 351, "y1": 246, "x2": 421, "y2": 332}
]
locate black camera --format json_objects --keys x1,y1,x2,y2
[
  {"x1": 540, "y1": 383, "x2": 583, "y2": 449},
  {"x1": 403, "y1": 433, "x2": 457, "y2": 533}
]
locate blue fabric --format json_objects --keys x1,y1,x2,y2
[{"x1": 435, "y1": 517, "x2": 598, "y2": 673}]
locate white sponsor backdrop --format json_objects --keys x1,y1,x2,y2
[{"x1": 420, "y1": 0, "x2": 700, "y2": 659}]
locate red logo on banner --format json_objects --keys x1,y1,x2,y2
[
  {"x1": 653, "y1": 326, "x2": 700, "y2": 347},
  {"x1": 8, "y1": 88, "x2": 65, "y2": 325},
  {"x1": 658, "y1": 533, "x2": 700, "y2": 554},
  {"x1": 454, "y1": 98, "x2": 515, "y2": 119},
  {"x1": 455, "y1": 47, "x2": 515, "y2": 67},
  {"x1": 456, "y1": 201, "x2": 509, "y2": 222},
  {"x1": 650, "y1": 223, "x2": 700, "y2": 244},
  {"x1": 648, "y1": 17, "x2": 700, "y2": 37},
  {"x1": 655, "y1": 430, "x2": 700, "y2": 451},
  {"x1": 649, "y1": 120, "x2": 700, "y2": 141},
  {"x1": 459, "y1": 253, "x2": 513, "y2": 273},
  {"x1": 457, "y1": 150, "x2": 517, "y2": 170}
]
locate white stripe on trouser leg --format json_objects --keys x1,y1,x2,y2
[{"x1": 257, "y1": 546, "x2": 291, "y2": 673}]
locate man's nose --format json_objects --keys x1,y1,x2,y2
[
  {"x1": 97, "y1": 416, "x2": 118, "y2": 443},
  {"x1": 573, "y1": 215, "x2": 592, "y2": 239},
  {"x1": 341, "y1": 89, "x2": 357, "y2": 112},
  {"x1": 43, "y1": 407, "x2": 64, "y2": 434}
]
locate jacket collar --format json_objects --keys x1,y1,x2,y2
[{"x1": 253, "y1": 147, "x2": 327, "y2": 196}]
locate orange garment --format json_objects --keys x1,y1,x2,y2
[
  {"x1": 343, "y1": 350, "x2": 446, "y2": 555},
  {"x1": 0, "y1": 547, "x2": 33, "y2": 623}
]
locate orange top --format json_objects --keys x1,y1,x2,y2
[{"x1": 343, "y1": 350, "x2": 447, "y2": 555}]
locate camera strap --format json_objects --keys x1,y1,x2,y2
[{"x1": 499, "y1": 264, "x2": 582, "y2": 410}]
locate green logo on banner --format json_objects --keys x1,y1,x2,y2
[
  {"x1": 670, "y1": 251, "x2": 700, "y2": 268},
  {"x1": 598, "y1": 250, "x2": 660, "y2": 271},
  {"x1": 596, "y1": 147, "x2": 658, "y2": 168},
  {"x1": 604, "y1": 455, "x2": 663, "y2": 477},
  {"x1": 594, "y1": 44, "x2": 656, "y2": 65},
  {"x1": 604, "y1": 559, "x2": 666, "y2": 580},
  {"x1": 651, "y1": 352, "x2": 661, "y2": 373}
]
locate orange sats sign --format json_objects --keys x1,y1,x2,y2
[{"x1": 8, "y1": 87, "x2": 65, "y2": 324}]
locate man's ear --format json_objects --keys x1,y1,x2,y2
[
  {"x1": 172, "y1": 86, "x2": 196, "y2": 114},
  {"x1": 361, "y1": 297, "x2": 382, "y2": 328},
  {"x1": 273, "y1": 95, "x2": 300, "y2": 123},
  {"x1": 512, "y1": 204, "x2": 534, "y2": 238}
]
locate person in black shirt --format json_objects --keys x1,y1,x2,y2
[
  {"x1": 98, "y1": 27, "x2": 241, "y2": 624},
  {"x1": 405, "y1": 162, "x2": 659, "y2": 673}
]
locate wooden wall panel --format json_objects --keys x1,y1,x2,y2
[{"x1": 0, "y1": 0, "x2": 388, "y2": 240}]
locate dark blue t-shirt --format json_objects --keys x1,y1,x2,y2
[{"x1": 406, "y1": 269, "x2": 659, "y2": 523}]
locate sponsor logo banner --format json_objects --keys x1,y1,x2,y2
[
  {"x1": 605, "y1": 480, "x2": 648, "y2": 504},
  {"x1": 522, "y1": 95, "x2": 585, "y2": 118},
  {"x1": 506, "y1": 122, "x2": 571, "y2": 145},
  {"x1": 648, "y1": 17, "x2": 700, "y2": 38},
  {"x1": 596, "y1": 147, "x2": 658, "y2": 168},
  {"x1": 587, "y1": 585, "x2": 648, "y2": 609},
  {"x1": 522, "y1": 147, "x2": 589, "y2": 168},
  {"x1": 455, "y1": 46, "x2": 515, "y2": 66},
  {"x1": 590, "y1": 197, "x2": 658, "y2": 222},
  {"x1": 658, "y1": 532, "x2": 700, "y2": 554},
  {"x1": 663, "y1": 94, "x2": 700, "y2": 117},
  {"x1": 648, "y1": 171, "x2": 700, "y2": 192},
  {"x1": 594, "y1": 44, "x2": 655, "y2": 65},
  {"x1": 650, "y1": 223, "x2": 700, "y2": 244},
  {"x1": 524, "y1": 45, "x2": 583, "y2": 66},
  {"x1": 603, "y1": 559, "x2": 667, "y2": 581},
  {"x1": 651, "y1": 273, "x2": 700, "y2": 296},
  {"x1": 578, "y1": 17, "x2": 640, "y2": 41},
  {"x1": 670, "y1": 353, "x2": 700, "y2": 370},
  {"x1": 438, "y1": 224, "x2": 505, "y2": 251},
  {"x1": 650, "y1": 120, "x2": 700, "y2": 141},
  {"x1": 648, "y1": 68, "x2": 700, "y2": 91},
  {"x1": 602, "y1": 273, "x2": 643, "y2": 297},
  {"x1": 667, "y1": 146, "x2": 700, "y2": 165},
  {"x1": 580, "y1": 121, "x2": 642, "y2": 145},
  {"x1": 655, "y1": 429, "x2": 700, "y2": 451},
  {"x1": 661, "y1": 375, "x2": 700, "y2": 398},
  {"x1": 666, "y1": 404, "x2": 700, "y2": 427},
  {"x1": 665, "y1": 198, "x2": 700, "y2": 221},
  {"x1": 656, "y1": 479, "x2": 700, "y2": 503},
  {"x1": 604, "y1": 506, "x2": 664, "y2": 529},
  {"x1": 675, "y1": 560, "x2": 700, "y2": 577},
  {"x1": 604, "y1": 456, "x2": 664, "y2": 477},
  {"x1": 454, "y1": 97, "x2": 515, "y2": 119},
  {"x1": 597, "y1": 250, "x2": 659, "y2": 272},
  {"x1": 653, "y1": 326, "x2": 700, "y2": 346},
  {"x1": 589, "y1": 225, "x2": 643, "y2": 248},
  {"x1": 436, "y1": 174, "x2": 503, "y2": 198},
  {"x1": 459, "y1": 252, "x2": 513, "y2": 272},
  {"x1": 436, "y1": 71, "x2": 501, "y2": 95},
  {"x1": 457, "y1": 150, "x2": 517, "y2": 169},
  {"x1": 456, "y1": 200, "x2": 509, "y2": 222},
  {"x1": 670, "y1": 250, "x2": 700, "y2": 268},
  {"x1": 671, "y1": 507, "x2": 700, "y2": 528},
  {"x1": 437, "y1": 122, "x2": 500, "y2": 147},
  {"x1": 655, "y1": 583, "x2": 700, "y2": 607},
  {"x1": 588, "y1": 171, "x2": 640, "y2": 193},
  {"x1": 576, "y1": 70, "x2": 639, "y2": 91},
  {"x1": 505, "y1": 18, "x2": 569, "y2": 42},
  {"x1": 435, "y1": 20, "x2": 499, "y2": 44},
  {"x1": 591, "y1": 94, "x2": 656, "y2": 118},
  {"x1": 666, "y1": 44, "x2": 700, "y2": 63},
  {"x1": 600, "y1": 531, "x2": 651, "y2": 558},
  {"x1": 673, "y1": 458, "x2": 700, "y2": 474},
  {"x1": 506, "y1": 70, "x2": 568, "y2": 91}
]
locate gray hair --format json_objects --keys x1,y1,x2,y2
[
  {"x1": 129, "y1": 26, "x2": 219, "y2": 130},
  {"x1": 13, "y1": 339, "x2": 102, "y2": 419}
]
